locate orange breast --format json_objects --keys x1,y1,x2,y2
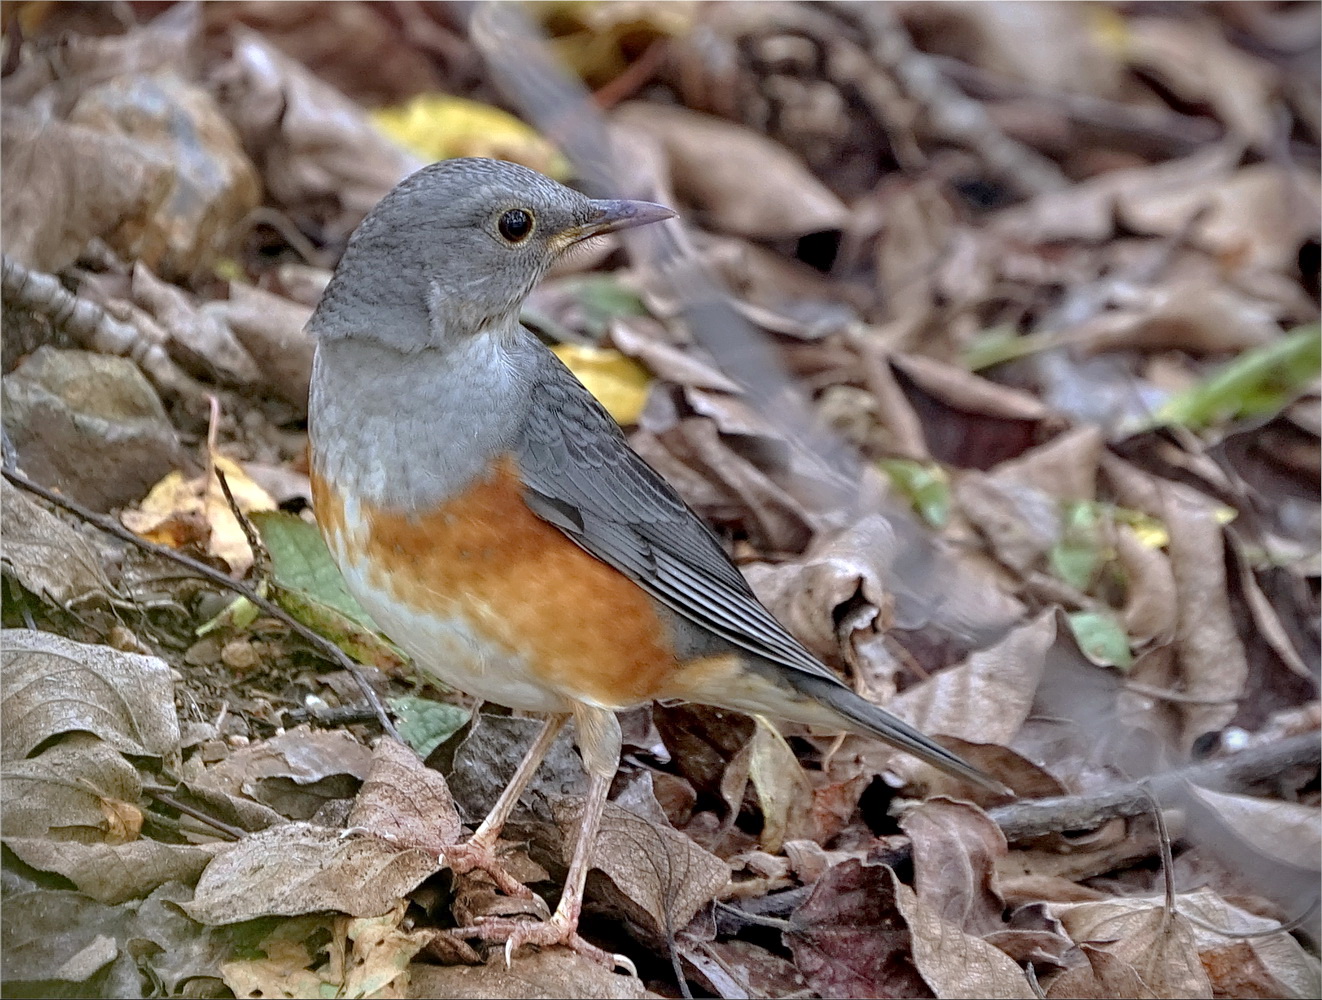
[{"x1": 311, "y1": 456, "x2": 681, "y2": 709}]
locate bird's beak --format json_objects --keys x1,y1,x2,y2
[{"x1": 565, "y1": 199, "x2": 676, "y2": 245}]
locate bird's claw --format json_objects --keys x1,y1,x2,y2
[{"x1": 452, "y1": 914, "x2": 635, "y2": 975}]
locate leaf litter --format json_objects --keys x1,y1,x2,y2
[{"x1": 1, "y1": 2, "x2": 1317, "y2": 997}]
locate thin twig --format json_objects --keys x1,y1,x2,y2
[
  {"x1": 143, "y1": 785, "x2": 246, "y2": 841},
  {"x1": 2, "y1": 465, "x2": 400, "y2": 741},
  {"x1": 988, "y1": 732, "x2": 1319, "y2": 842}
]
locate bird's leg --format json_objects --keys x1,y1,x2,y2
[
  {"x1": 454, "y1": 705, "x2": 634, "y2": 972},
  {"x1": 443, "y1": 713, "x2": 568, "y2": 900}
]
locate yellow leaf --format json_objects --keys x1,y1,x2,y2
[
  {"x1": 121, "y1": 456, "x2": 276, "y2": 576},
  {"x1": 551, "y1": 344, "x2": 652, "y2": 424},
  {"x1": 372, "y1": 95, "x2": 569, "y2": 180}
]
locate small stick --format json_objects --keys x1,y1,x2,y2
[
  {"x1": 2, "y1": 465, "x2": 400, "y2": 742},
  {"x1": 988, "y1": 732, "x2": 1319, "y2": 842}
]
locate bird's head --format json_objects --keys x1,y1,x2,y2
[{"x1": 310, "y1": 157, "x2": 674, "y2": 352}]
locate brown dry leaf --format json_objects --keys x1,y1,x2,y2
[
  {"x1": 203, "y1": 1, "x2": 443, "y2": 106},
  {"x1": 991, "y1": 426, "x2": 1103, "y2": 503},
  {"x1": 746, "y1": 719, "x2": 814, "y2": 853},
  {"x1": 407, "y1": 948, "x2": 658, "y2": 999},
  {"x1": 885, "y1": 610, "x2": 1056, "y2": 787},
  {"x1": 2, "y1": 733, "x2": 142, "y2": 843},
  {"x1": 1045, "y1": 943, "x2": 1159, "y2": 999},
  {"x1": 1052, "y1": 897, "x2": 1213, "y2": 998},
  {"x1": 212, "y1": 28, "x2": 422, "y2": 241},
  {"x1": 608, "y1": 316, "x2": 742, "y2": 393},
  {"x1": 1183, "y1": 785, "x2": 1320, "y2": 874},
  {"x1": 900, "y1": 797, "x2": 1008, "y2": 937},
  {"x1": 346, "y1": 737, "x2": 464, "y2": 851},
  {"x1": 664, "y1": 416, "x2": 814, "y2": 552},
  {"x1": 1116, "y1": 525, "x2": 1178, "y2": 645},
  {"x1": 0, "y1": 630, "x2": 180, "y2": 762},
  {"x1": 953, "y1": 470, "x2": 1061, "y2": 578},
  {"x1": 787, "y1": 859, "x2": 1033, "y2": 999},
  {"x1": 613, "y1": 101, "x2": 848, "y2": 239},
  {"x1": 1124, "y1": 16, "x2": 1278, "y2": 146},
  {"x1": 185, "y1": 821, "x2": 440, "y2": 924},
  {"x1": 554, "y1": 799, "x2": 728, "y2": 935},
  {"x1": 1068, "y1": 281, "x2": 1281, "y2": 357},
  {"x1": 900, "y1": 1, "x2": 1121, "y2": 97},
  {"x1": 205, "y1": 727, "x2": 374, "y2": 822},
  {"x1": 1175, "y1": 889, "x2": 1321, "y2": 999},
  {"x1": 121, "y1": 456, "x2": 277, "y2": 576},
  {"x1": 0, "y1": 110, "x2": 172, "y2": 274},
  {"x1": 890, "y1": 354, "x2": 1054, "y2": 469},
  {"x1": 1163, "y1": 492, "x2": 1248, "y2": 748},
  {"x1": 743, "y1": 514, "x2": 899, "y2": 674},
  {"x1": 2, "y1": 837, "x2": 217, "y2": 905},
  {"x1": 1, "y1": 480, "x2": 115, "y2": 607}
]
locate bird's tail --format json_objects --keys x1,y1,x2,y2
[{"x1": 794, "y1": 674, "x2": 1005, "y2": 792}]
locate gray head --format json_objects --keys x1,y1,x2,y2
[{"x1": 309, "y1": 158, "x2": 674, "y2": 353}]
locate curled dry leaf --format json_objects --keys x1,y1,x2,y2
[
  {"x1": 885, "y1": 610, "x2": 1056, "y2": 788},
  {"x1": 346, "y1": 736, "x2": 464, "y2": 851},
  {"x1": 554, "y1": 799, "x2": 728, "y2": 936},
  {"x1": 900, "y1": 797, "x2": 1008, "y2": 937},
  {"x1": 2, "y1": 733, "x2": 142, "y2": 843},
  {"x1": 185, "y1": 821, "x2": 440, "y2": 925},
  {"x1": 0, "y1": 629, "x2": 180, "y2": 763},
  {"x1": 2, "y1": 838, "x2": 217, "y2": 906},
  {"x1": 407, "y1": 947, "x2": 659, "y2": 1000},
  {"x1": 787, "y1": 859, "x2": 1033, "y2": 1000},
  {"x1": 212, "y1": 29, "x2": 422, "y2": 241},
  {"x1": 743, "y1": 514, "x2": 899, "y2": 674},
  {"x1": 613, "y1": 101, "x2": 849, "y2": 240},
  {"x1": 1, "y1": 479, "x2": 115, "y2": 606}
]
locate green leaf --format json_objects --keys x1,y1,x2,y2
[
  {"x1": 878, "y1": 459, "x2": 950, "y2": 528},
  {"x1": 251, "y1": 512, "x2": 376, "y2": 630},
  {"x1": 387, "y1": 695, "x2": 470, "y2": 758},
  {"x1": 1153, "y1": 324, "x2": 1321, "y2": 430},
  {"x1": 1050, "y1": 501, "x2": 1106, "y2": 591},
  {"x1": 250, "y1": 511, "x2": 408, "y2": 674},
  {"x1": 562, "y1": 275, "x2": 647, "y2": 335},
  {"x1": 1068, "y1": 610, "x2": 1133, "y2": 670},
  {"x1": 962, "y1": 325, "x2": 1058, "y2": 371}
]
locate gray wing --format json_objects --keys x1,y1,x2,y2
[{"x1": 513, "y1": 347, "x2": 842, "y2": 686}]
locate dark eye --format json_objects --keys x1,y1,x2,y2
[{"x1": 498, "y1": 209, "x2": 534, "y2": 242}]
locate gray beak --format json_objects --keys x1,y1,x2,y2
[{"x1": 574, "y1": 199, "x2": 677, "y2": 242}]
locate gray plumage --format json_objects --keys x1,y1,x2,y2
[{"x1": 307, "y1": 157, "x2": 997, "y2": 792}]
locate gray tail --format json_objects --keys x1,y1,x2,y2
[{"x1": 797, "y1": 676, "x2": 1007, "y2": 794}]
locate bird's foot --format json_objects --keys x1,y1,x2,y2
[
  {"x1": 451, "y1": 911, "x2": 636, "y2": 975},
  {"x1": 442, "y1": 838, "x2": 537, "y2": 901}
]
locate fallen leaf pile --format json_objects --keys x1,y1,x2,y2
[{"x1": 1, "y1": 2, "x2": 1318, "y2": 998}]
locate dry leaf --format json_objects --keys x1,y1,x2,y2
[{"x1": 186, "y1": 822, "x2": 440, "y2": 924}]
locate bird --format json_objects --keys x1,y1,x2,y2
[{"x1": 306, "y1": 157, "x2": 998, "y2": 966}]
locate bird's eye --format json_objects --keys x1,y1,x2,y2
[{"x1": 498, "y1": 209, "x2": 534, "y2": 243}]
